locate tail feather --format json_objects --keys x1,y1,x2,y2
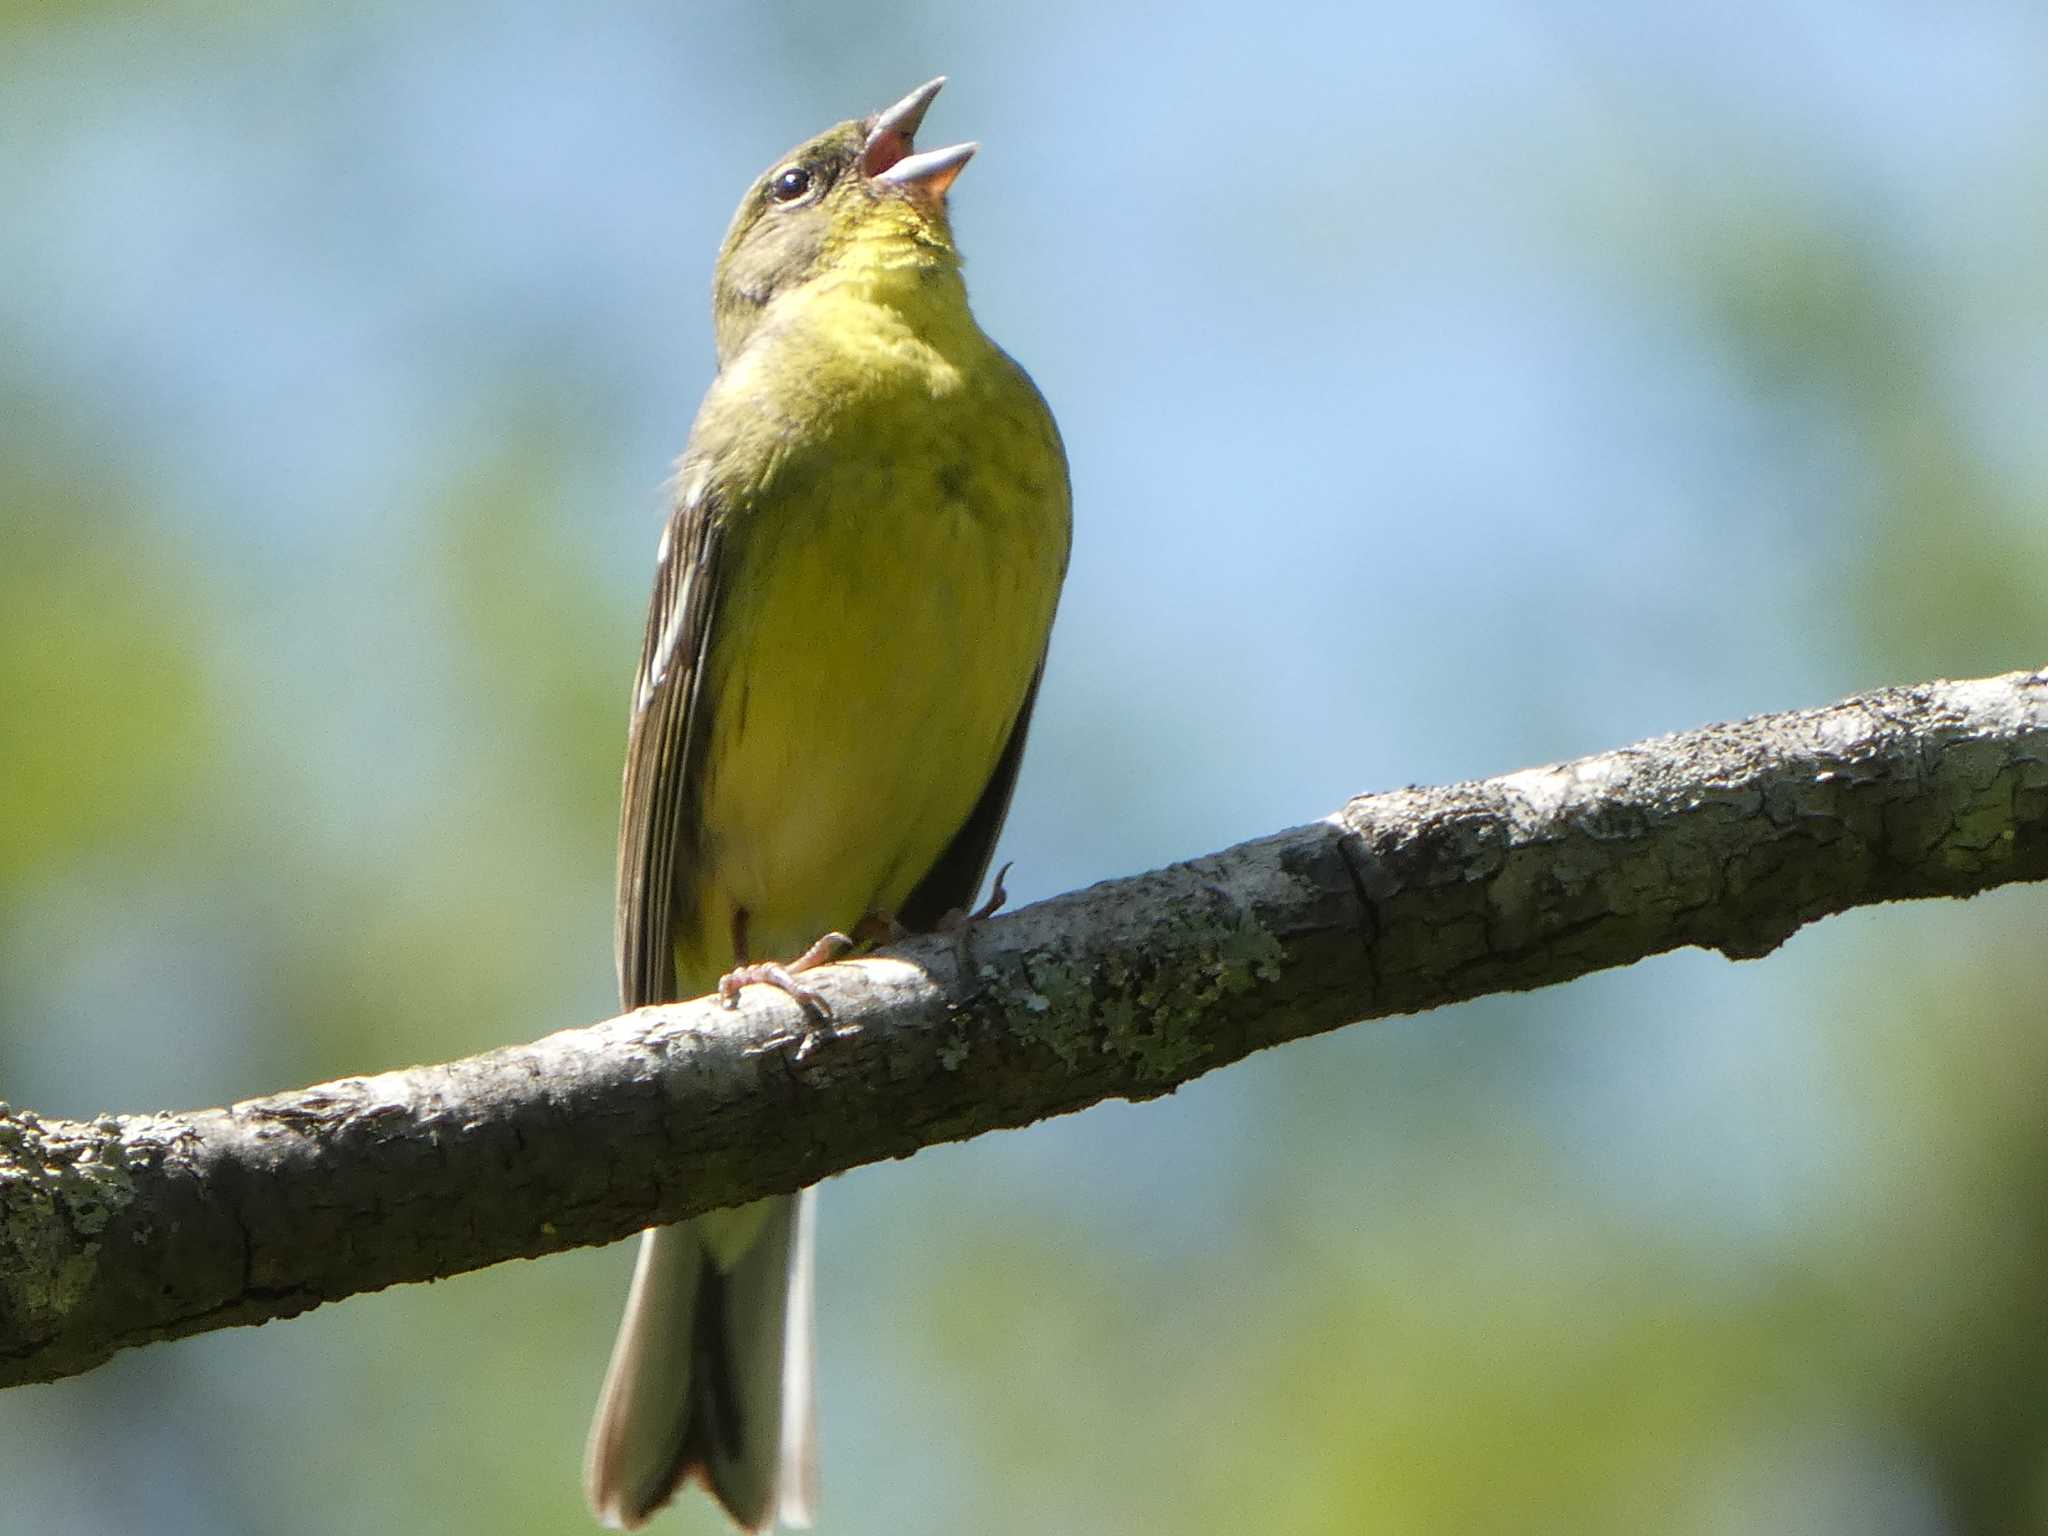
[
  {"x1": 774, "y1": 1191, "x2": 817, "y2": 1527},
  {"x1": 585, "y1": 1193, "x2": 816, "y2": 1531}
]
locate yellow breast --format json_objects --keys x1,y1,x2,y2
[{"x1": 676, "y1": 273, "x2": 1069, "y2": 987}]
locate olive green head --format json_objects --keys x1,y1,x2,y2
[{"x1": 709, "y1": 77, "x2": 978, "y2": 362}]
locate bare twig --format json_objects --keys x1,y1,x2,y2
[{"x1": 4, "y1": 668, "x2": 2044, "y2": 1389}]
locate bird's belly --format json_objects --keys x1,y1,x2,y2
[{"x1": 687, "y1": 465, "x2": 1054, "y2": 977}]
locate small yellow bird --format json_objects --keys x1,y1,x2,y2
[{"x1": 584, "y1": 79, "x2": 1071, "y2": 1531}]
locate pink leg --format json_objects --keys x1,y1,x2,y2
[{"x1": 718, "y1": 911, "x2": 853, "y2": 1021}]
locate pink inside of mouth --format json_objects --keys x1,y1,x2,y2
[{"x1": 859, "y1": 127, "x2": 911, "y2": 178}]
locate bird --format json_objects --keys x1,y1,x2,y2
[{"x1": 583, "y1": 77, "x2": 1072, "y2": 1531}]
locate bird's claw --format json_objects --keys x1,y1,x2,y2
[
  {"x1": 969, "y1": 861, "x2": 1013, "y2": 924},
  {"x1": 717, "y1": 931, "x2": 854, "y2": 1022},
  {"x1": 937, "y1": 861, "x2": 1013, "y2": 934}
]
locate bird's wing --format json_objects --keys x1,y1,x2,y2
[
  {"x1": 616, "y1": 478, "x2": 726, "y2": 1011},
  {"x1": 896, "y1": 656, "x2": 1049, "y2": 931}
]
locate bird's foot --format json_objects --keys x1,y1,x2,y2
[
  {"x1": 938, "y1": 862, "x2": 1013, "y2": 973},
  {"x1": 717, "y1": 931, "x2": 854, "y2": 1021},
  {"x1": 940, "y1": 861, "x2": 1013, "y2": 933}
]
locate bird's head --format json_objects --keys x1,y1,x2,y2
[{"x1": 710, "y1": 77, "x2": 977, "y2": 362}]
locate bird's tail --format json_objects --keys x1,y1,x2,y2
[{"x1": 584, "y1": 1192, "x2": 817, "y2": 1531}]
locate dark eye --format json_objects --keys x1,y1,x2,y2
[{"x1": 769, "y1": 165, "x2": 814, "y2": 204}]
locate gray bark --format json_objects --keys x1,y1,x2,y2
[{"x1": 3, "y1": 668, "x2": 2044, "y2": 1390}]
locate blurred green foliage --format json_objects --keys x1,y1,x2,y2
[{"x1": 0, "y1": 465, "x2": 210, "y2": 889}]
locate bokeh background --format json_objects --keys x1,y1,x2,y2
[{"x1": 5, "y1": 3, "x2": 2047, "y2": 1533}]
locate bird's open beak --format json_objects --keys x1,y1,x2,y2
[{"x1": 860, "y1": 76, "x2": 978, "y2": 198}]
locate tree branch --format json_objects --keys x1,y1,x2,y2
[{"x1": 4, "y1": 669, "x2": 2045, "y2": 1389}]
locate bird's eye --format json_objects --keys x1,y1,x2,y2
[{"x1": 769, "y1": 166, "x2": 814, "y2": 204}]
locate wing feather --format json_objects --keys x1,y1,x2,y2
[
  {"x1": 896, "y1": 658, "x2": 1048, "y2": 931},
  {"x1": 616, "y1": 479, "x2": 725, "y2": 1011}
]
